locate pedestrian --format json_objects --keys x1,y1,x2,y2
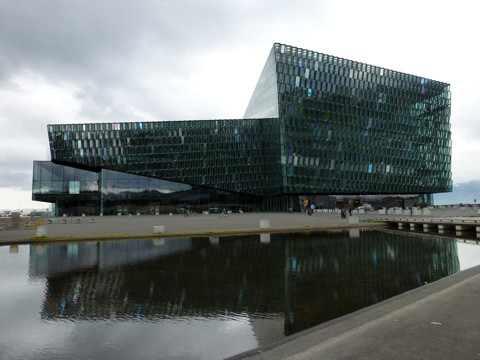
[
  {"x1": 347, "y1": 200, "x2": 354, "y2": 216},
  {"x1": 303, "y1": 199, "x2": 309, "y2": 215}
]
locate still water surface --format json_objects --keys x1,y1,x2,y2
[{"x1": 1, "y1": 229, "x2": 480, "y2": 360}]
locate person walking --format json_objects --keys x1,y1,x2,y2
[{"x1": 347, "y1": 200, "x2": 354, "y2": 216}]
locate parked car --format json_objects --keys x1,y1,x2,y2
[
  {"x1": 29, "y1": 211, "x2": 49, "y2": 217},
  {"x1": 357, "y1": 203, "x2": 373, "y2": 211},
  {"x1": 1, "y1": 210, "x2": 12, "y2": 217}
]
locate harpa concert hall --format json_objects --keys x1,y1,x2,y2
[{"x1": 32, "y1": 43, "x2": 452, "y2": 216}]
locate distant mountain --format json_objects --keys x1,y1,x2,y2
[{"x1": 434, "y1": 181, "x2": 480, "y2": 205}]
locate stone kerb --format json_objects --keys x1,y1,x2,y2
[
  {"x1": 423, "y1": 209, "x2": 432, "y2": 216},
  {"x1": 348, "y1": 216, "x2": 359, "y2": 225},
  {"x1": 37, "y1": 226, "x2": 47, "y2": 237},
  {"x1": 260, "y1": 219, "x2": 270, "y2": 229},
  {"x1": 153, "y1": 226, "x2": 165, "y2": 233}
]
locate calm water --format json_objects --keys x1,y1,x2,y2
[{"x1": 1, "y1": 229, "x2": 480, "y2": 360}]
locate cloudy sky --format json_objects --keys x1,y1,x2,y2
[{"x1": 0, "y1": 0, "x2": 478, "y2": 210}]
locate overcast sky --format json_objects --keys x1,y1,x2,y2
[{"x1": 0, "y1": 0, "x2": 478, "y2": 210}]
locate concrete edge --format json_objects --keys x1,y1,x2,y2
[
  {"x1": 227, "y1": 264, "x2": 480, "y2": 359},
  {"x1": 0, "y1": 223, "x2": 386, "y2": 246}
]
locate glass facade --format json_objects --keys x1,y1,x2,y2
[
  {"x1": 33, "y1": 43, "x2": 452, "y2": 215},
  {"x1": 47, "y1": 118, "x2": 282, "y2": 197},
  {"x1": 246, "y1": 43, "x2": 452, "y2": 195},
  {"x1": 33, "y1": 161, "x2": 264, "y2": 215}
]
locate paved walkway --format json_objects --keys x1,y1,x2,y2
[
  {"x1": 0, "y1": 211, "x2": 381, "y2": 244},
  {"x1": 230, "y1": 263, "x2": 480, "y2": 359}
]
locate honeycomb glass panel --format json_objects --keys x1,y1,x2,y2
[{"x1": 39, "y1": 43, "x2": 451, "y2": 214}]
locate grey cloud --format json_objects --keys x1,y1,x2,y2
[
  {"x1": 0, "y1": 170, "x2": 33, "y2": 190},
  {"x1": 0, "y1": 0, "x2": 328, "y2": 123},
  {"x1": 0, "y1": 1, "x2": 234, "y2": 80},
  {"x1": 0, "y1": 115, "x2": 50, "y2": 146},
  {"x1": 0, "y1": 143, "x2": 49, "y2": 168},
  {"x1": 0, "y1": 0, "x2": 254, "y2": 124},
  {"x1": 435, "y1": 181, "x2": 480, "y2": 205}
]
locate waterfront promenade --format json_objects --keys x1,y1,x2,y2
[
  {"x1": 2, "y1": 207, "x2": 479, "y2": 244},
  {"x1": 231, "y1": 263, "x2": 480, "y2": 359},
  {"x1": 1, "y1": 209, "x2": 480, "y2": 359},
  {"x1": 0, "y1": 211, "x2": 382, "y2": 244}
]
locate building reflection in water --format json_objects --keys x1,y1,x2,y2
[{"x1": 29, "y1": 229, "x2": 459, "y2": 338}]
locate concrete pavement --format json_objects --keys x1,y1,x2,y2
[
  {"x1": 2, "y1": 207, "x2": 478, "y2": 244},
  {"x1": 0, "y1": 211, "x2": 383, "y2": 244},
  {"x1": 230, "y1": 264, "x2": 480, "y2": 359}
]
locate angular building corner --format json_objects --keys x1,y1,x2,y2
[{"x1": 32, "y1": 43, "x2": 452, "y2": 216}]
